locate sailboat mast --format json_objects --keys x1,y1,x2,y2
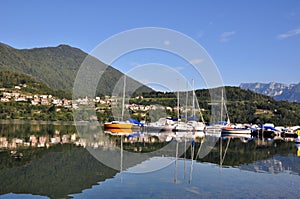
[
  {"x1": 177, "y1": 79, "x2": 180, "y2": 122},
  {"x1": 220, "y1": 88, "x2": 223, "y2": 123},
  {"x1": 192, "y1": 79, "x2": 195, "y2": 119},
  {"x1": 221, "y1": 88, "x2": 230, "y2": 124},
  {"x1": 185, "y1": 81, "x2": 188, "y2": 122},
  {"x1": 121, "y1": 75, "x2": 126, "y2": 121}
]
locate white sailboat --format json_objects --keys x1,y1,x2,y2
[
  {"x1": 173, "y1": 80, "x2": 193, "y2": 132},
  {"x1": 173, "y1": 79, "x2": 205, "y2": 135},
  {"x1": 146, "y1": 117, "x2": 176, "y2": 132},
  {"x1": 187, "y1": 79, "x2": 206, "y2": 131},
  {"x1": 220, "y1": 89, "x2": 252, "y2": 134}
]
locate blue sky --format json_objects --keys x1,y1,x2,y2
[{"x1": 1, "y1": 0, "x2": 300, "y2": 90}]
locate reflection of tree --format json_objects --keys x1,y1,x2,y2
[
  {"x1": 0, "y1": 144, "x2": 117, "y2": 199},
  {"x1": 0, "y1": 123, "x2": 77, "y2": 139}
]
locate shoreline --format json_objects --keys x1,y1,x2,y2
[{"x1": 0, "y1": 119, "x2": 101, "y2": 126}]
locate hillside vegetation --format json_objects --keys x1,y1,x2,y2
[
  {"x1": 0, "y1": 43, "x2": 152, "y2": 95},
  {"x1": 0, "y1": 71, "x2": 73, "y2": 121},
  {"x1": 131, "y1": 87, "x2": 300, "y2": 126},
  {"x1": 0, "y1": 70, "x2": 70, "y2": 98}
]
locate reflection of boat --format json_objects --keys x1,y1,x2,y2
[
  {"x1": 104, "y1": 121, "x2": 133, "y2": 129},
  {"x1": 283, "y1": 127, "x2": 300, "y2": 138},
  {"x1": 222, "y1": 133, "x2": 252, "y2": 139},
  {"x1": 194, "y1": 131, "x2": 205, "y2": 138},
  {"x1": 253, "y1": 125, "x2": 281, "y2": 138},
  {"x1": 296, "y1": 143, "x2": 300, "y2": 157},
  {"x1": 222, "y1": 133, "x2": 253, "y2": 143},
  {"x1": 104, "y1": 128, "x2": 134, "y2": 136}
]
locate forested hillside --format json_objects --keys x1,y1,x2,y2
[
  {"x1": 132, "y1": 87, "x2": 300, "y2": 126},
  {"x1": 0, "y1": 43, "x2": 153, "y2": 95},
  {"x1": 0, "y1": 70, "x2": 69, "y2": 98}
]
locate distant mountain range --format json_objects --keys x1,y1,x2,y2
[
  {"x1": 0, "y1": 42, "x2": 153, "y2": 96},
  {"x1": 240, "y1": 82, "x2": 300, "y2": 103}
]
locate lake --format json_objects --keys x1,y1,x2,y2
[{"x1": 0, "y1": 122, "x2": 299, "y2": 199}]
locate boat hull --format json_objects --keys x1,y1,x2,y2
[
  {"x1": 146, "y1": 125, "x2": 174, "y2": 132},
  {"x1": 222, "y1": 128, "x2": 252, "y2": 134},
  {"x1": 104, "y1": 123, "x2": 133, "y2": 129}
]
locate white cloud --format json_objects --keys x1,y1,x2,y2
[
  {"x1": 277, "y1": 28, "x2": 300, "y2": 40},
  {"x1": 189, "y1": 58, "x2": 204, "y2": 65},
  {"x1": 174, "y1": 66, "x2": 185, "y2": 71},
  {"x1": 163, "y1": 40, "x2": 171, "y2": 46},
  {"x1": 220, "y1": 31, "x2": 236, "y2": 42},
  {"x1": 197, "y1": 31, "x2": 204, "y2": 38}
]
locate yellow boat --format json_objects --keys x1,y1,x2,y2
[{"x1": 104, "y1": 121, "x2": 133, "y2": 129}]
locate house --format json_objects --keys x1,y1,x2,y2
[
  {"x1": 16, "y1": 97, "x2": 27, "y2": 102},
  {"x1": 63, "y1": 99, "x2": 70, "y2": 107},
  {"x1": 1, "y1": 98, "x2": 10, "y2": 102},
  {"x1": 52, "y1": 99, "x2": 62, "y2": 106},
  {"x1": 41, "y1": 98, "x2": 49, "y2": 105}
]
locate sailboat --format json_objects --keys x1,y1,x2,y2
[
  {"x1": 173, "y1": 80, "x2": 194, "y2": 132},
  {"x1": 186, "y1": 79, "x2": 206, "y2": 132},
  {"x1": 174, "y1": 80, "x2": 206, "y2": 133},
  {"x1": 104, "y1": 76, "x2": 136, "y2": 130},
  {"x1": 220, "y1": 89, "x2": 252, "y2": 134}
]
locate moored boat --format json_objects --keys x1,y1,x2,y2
[
  {"x1": 146, "y1": 118, "x2": 176, "y2": 132},
  {"x1": 295, "y1": 129, "x2": 300, "y2": 143},
  {"x1": 104, "y1": 121, "x2": 134, "y2": 129},
  {"x1": 221, "y1": 126, "x2": 252, "y2": 134},
  {"x1": 187, "y1": 121, "x2": 206, "y2": 131}
]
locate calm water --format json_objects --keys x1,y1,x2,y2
[{"x1": 0, "y1": 122, "x2": 299, "y2": 199}]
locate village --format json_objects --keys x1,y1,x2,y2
[{"x1": 0, "y1": 83, "x2": 177, "y2": 116}]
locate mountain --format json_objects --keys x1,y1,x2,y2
[
  {"x1": 0, "y1": 70, "x2": 70, "y2": 98},
  {"x1": 240, "y1": 82, "x2": 300, "y2": 103},
  {"x1": 135, "y1": 86, "x2": 300, "y2": 125},
  {"x1": 0, "y1": 43, "x2": 153, "y2": 96}
]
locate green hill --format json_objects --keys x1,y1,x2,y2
[
  {"x1": 0, "y1": 43, "x2": 153, "y2": 95},
  {"x1": 0, "y1": 70, "x2": 70, "y2": 98},
  {"x1": 132, "y1": 86, "x2": 300, "y2": 126},
  {"x1": 198, "y1": 86, "x2": 300, "y2": 125}
]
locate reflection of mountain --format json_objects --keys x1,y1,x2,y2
[
  {"x1": 240, "y1": 155, "x2": 300, "y2": 175},
  {"x1": 197, "y1": 138, "x2": 300, "y2": 175},
  {"x1": 0, "y1": 144, "x2": 117, "y2": 199}
]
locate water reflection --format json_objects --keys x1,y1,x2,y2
[{"x1": 0, "y1": 123, "x2": 299, "y2": 198}]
